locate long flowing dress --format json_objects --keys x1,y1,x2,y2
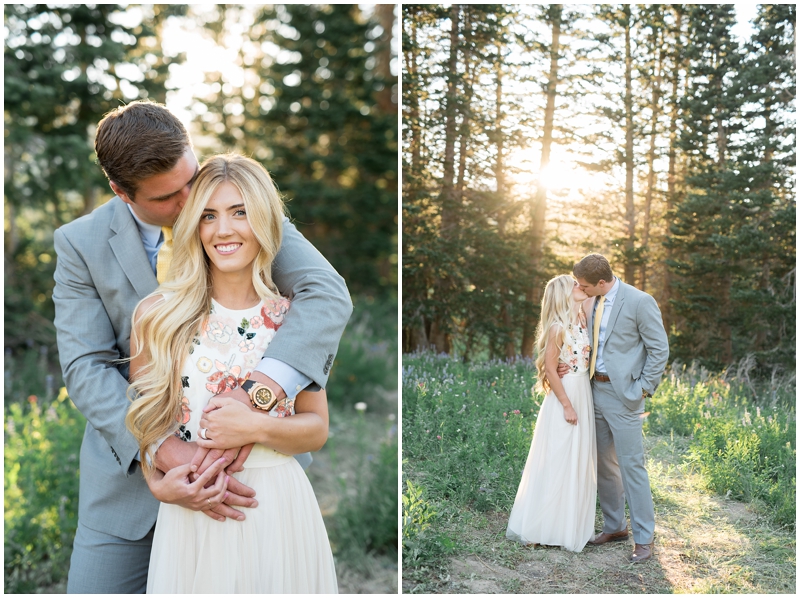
[
  {"x1": 506, "y1": 321, "x2": 597, "y2": 552},
  {"x1": 146, "y1": 297, "x2": 338, "y2": 593}
]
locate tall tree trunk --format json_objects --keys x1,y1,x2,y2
[
  {"x1": 456, "y1": 8, "x2": 474, "y2": 203},
  {"x1": 713, "y1": 47, "x2": 732, "y2": 362},
  {"x1": 430, "y1": 4, "x2": 462, "y2": 354},
  {"x1": 406, "y1": 16, "x2": 421, "y2": 177},
  {"x1": 374, "y1": 4, "x2": 397, "y2": 114},
  {"x1": 662, "y1": 5, "x2": 684, "y2": 335},
  {"x1": 623, "y1": 5, "x2": 636, "y2": 284},
  {"x1": 521, "y1": 4, "x2": 561, "y2": 358},
  {"x1": 640, "y1": 26, "x2": 663, "y2": 292},
  {"x1": 493, "y1": 47, "x2": 515, "y2": 359},
  {"x1": 754, "y1": 97, "x2": 775, "y2": 349},
  {"x1": 439, "y1": 4, "x2": 461, "y2": 236}
]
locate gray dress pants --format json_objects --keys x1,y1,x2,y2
[
  {"x1": 592, "y1": 379, "x2": 655, "y2": 545},
  {"x1": 67, "y1": 522, "x2": 154, "y2": 594}
]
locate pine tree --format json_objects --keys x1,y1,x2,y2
[
  {"x1": 667, "y1": 4, "x2": 744, "y2": 366},
  {"x1": 194, "y1": 5, "x2": 397, "y2": 295}
]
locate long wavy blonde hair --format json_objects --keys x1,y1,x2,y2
[
  {"x1": 534, "y1": 274, "x2": 576, "y2": 395},
  {"x1": 126, "y1": 154, "x2": 286, "y2": 475}
]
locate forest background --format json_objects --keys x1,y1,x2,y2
[
  {"x1": 402, "y1": 4, "x2": 795, "y2": 374},
  {"x1": 4, "y1": 4, "x2": 398, "y2": 593},
  {"x1": 401, "y1": 5, "x2": 794, "y2": 592}
]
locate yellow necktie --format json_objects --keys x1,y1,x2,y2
[
  {"x1": 156, "y1": 227, "x2": 173, "y2": 283},
  {"x1": 590, "y1": 295, "x2": 605, "y2": 378}
]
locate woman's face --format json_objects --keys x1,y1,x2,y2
[
  {"x1": 199, "y1": 181, "x2": 260, "y2": 278},
  {"x1": 571, "y1": 278, "x2": 588, "y2": 302}
]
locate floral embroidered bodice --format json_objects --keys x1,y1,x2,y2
[
  {"x1": 174, "y1": 296, "x2": 292, "y2": 443},
  {"x1": 559, "y1": 321, "x2": 590, "y2": 375}
]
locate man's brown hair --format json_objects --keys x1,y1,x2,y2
[
  {"x1": 95, "y1": 100, "x2": 190, "y2": 200},
  {"x1": 573, "y1": 253, "x2": 613, "y2": 285}
]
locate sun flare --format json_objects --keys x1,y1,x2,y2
[{"x1": 509, "y1": 149, "x2": 596, "y2": 198}]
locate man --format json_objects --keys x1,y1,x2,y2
[
  {"x1": 53, "y1": 100, "x2": 353, "y2": 593},
  {"x1": 573, "y1": 254, "x2": 668, "y2": 564}
]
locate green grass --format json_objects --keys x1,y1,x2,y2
[{"x1": 402, "y1": 352, "x2": 796, "y2": 592}]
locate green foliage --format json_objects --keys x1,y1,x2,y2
[
  {"x1": 667, "y1": 4, "x2": 796, "y2": 371},
  {"x1": 646, "y1": 364, "x2": 796, "y2": 529},
  {"x1": 194, "y1": 4, "x2": 398, "y2": 295},
  {"x1": 401, "y1": 478, "x2": 454, "y2": 568},
  {"x1": 402, "y1": 353, "x2": 796, "y2": 571},
  {"x1": 402, "y1": 353, "x2": 539, "y2": 513},
  {"x1": 326, "y1": 297, "x2": 397, "y2": 413},
  {"x1": 4, "y1": 4, "x2": 187, "y2": 354},
  {"x1": 4, "y1": 390, "x2": 85, "y2": 593},
  {"x1": 328, "y1": 411, "x2": 398, "y2": 569},
  {"x1": 690, "y1": 415, "x2": 796, "y2": 529}
]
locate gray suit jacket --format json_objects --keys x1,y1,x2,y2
[
  {"x1": 587, "y1": 281, "x2": 669, "y2": 410},
  {"x1": 53, "y1": 196, "x2": 352, "y2": 540}
]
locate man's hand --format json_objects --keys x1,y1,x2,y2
[
  {"x1": 189, "y1": 445, "x2": 258, "y2": 521},
  {"x1": 192, "y1": 445, "x2": 254, "y2": 475},
  {"x1": 557, "y1": 363, "x2": 570, "y2": 378},
  {"x1": 154, "y1": 436, "x2": 257, "y2": 522},
  {"x1": 146, "y1": 457, "x2": 229, "y2": 513}
]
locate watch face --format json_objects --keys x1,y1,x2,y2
[{"x1": 253, "y1": 387, "x2": 274, "y2": 409}]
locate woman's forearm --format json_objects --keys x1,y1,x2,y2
[
  {"x1": 545, "y1": 363, "x2": 572, "y2": 408},
  {"x1": 198, "y1": 390, "x2": 330, "y2": 454},
  {"x1": 254, "y1": 412, "x2": 328, "y2": 454}
]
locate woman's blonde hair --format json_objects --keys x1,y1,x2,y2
[
  {"x1": 126, "y1": 154, "x2": 286, "y2": 474},
  {"x1": 534, "y1": 274, "x2": 576, "y2": 394}
]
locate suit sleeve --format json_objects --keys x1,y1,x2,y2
[
  {"x1": 636, "y1": 294, "x2": 669, "y2": 395},
  {"x1": 265, "y1": 217, "x2": 353, "y2": 389},
  {"x1": 53, "y1": 228, "x2": 141, "y2": 475}
]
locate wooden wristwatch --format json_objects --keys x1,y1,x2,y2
[{"x1": 241, "y1": 379, "x2": 278, "y2": 412}]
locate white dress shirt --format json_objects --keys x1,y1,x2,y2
[{"x1": 593, "y1": 277, "x2": 620, "y2": 375}]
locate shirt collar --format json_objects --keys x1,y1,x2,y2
[
  {"x1": 603, "y1": 277, "x2": 620, "y2": 303},
  {"x1": 126, "y1": 203, "x2": 163, "y2": 247}
]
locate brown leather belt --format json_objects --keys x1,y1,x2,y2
[{"x1": 593, "y1": 373, "x2": 611, "y2": 382}]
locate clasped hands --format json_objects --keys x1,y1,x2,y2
[{"x1": 149, "y1": 379, "x2": 279, "y2": 522}]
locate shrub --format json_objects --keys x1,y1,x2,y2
[
  {"x1": 647, "y1": 362, "x2": 796, "y2": 529},
  {"x1": 689, "y1": 410, "x2": 796, "y2": 528},
  {"x1": 4, "y1": 389, "x2": 85, "y2": 593},
  {"x1": 329, "y1": 411, "x2": 399, "y2": 568},
  {"x1": 326, "y1": 297, "x2": 397, "y2": 413},
  {"x1": 402, "y1": 478, "x2": 453, "y2": 567}
]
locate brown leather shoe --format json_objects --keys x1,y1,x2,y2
[
  {"x1": 588, "y1": 529, "x2": 629, "y2": 545},
  {"x1": 629, "y1": 543, "x2": 653, "y2": 563}
]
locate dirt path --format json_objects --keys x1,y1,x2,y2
[{"x1": 404, "y1": 436, "x2": 795, "y2": 594}]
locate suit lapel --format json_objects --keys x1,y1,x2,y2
[
  {"x1": 108, "y1": 198, "x2": 159, "y2": 299},
  {"x1": 587, "y1": 296, "x2": 598, "y2": 344},
  {"x1": 604, "y1": 280, "x2": 626, "y2": 341}
]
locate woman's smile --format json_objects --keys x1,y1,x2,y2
[
  {"x1": 215, "y1": 243, "x2": 242, "y2": 255},
  {"x1": 199, "y1": 181, "x2": 260, "y2": 277}
]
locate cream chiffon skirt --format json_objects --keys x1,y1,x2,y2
[
  {"x1": 147, "y1": 447, "x2": 338, "y2": 594},
  {"x1": 506, "y1": 372, "x2": 597, "y2": 552}
]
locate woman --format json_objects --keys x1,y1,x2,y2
[
  {"x1": 506, "y1": 274, "x2": 596, "y2": 552},
  {"x1": 126, "y1": 154, "x2": 338, "y2": 593}
]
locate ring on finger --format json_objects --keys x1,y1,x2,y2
[{"x1": 199, "y1": 428, "x2": 209, "y2": 440}]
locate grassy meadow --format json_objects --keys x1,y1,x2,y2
[
  {"x1": 4, "y1": 297, "x2": 398, "y2": 594},
  {"x1": 402, "y1": 352, "x2": 796, "y2": 593}
]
